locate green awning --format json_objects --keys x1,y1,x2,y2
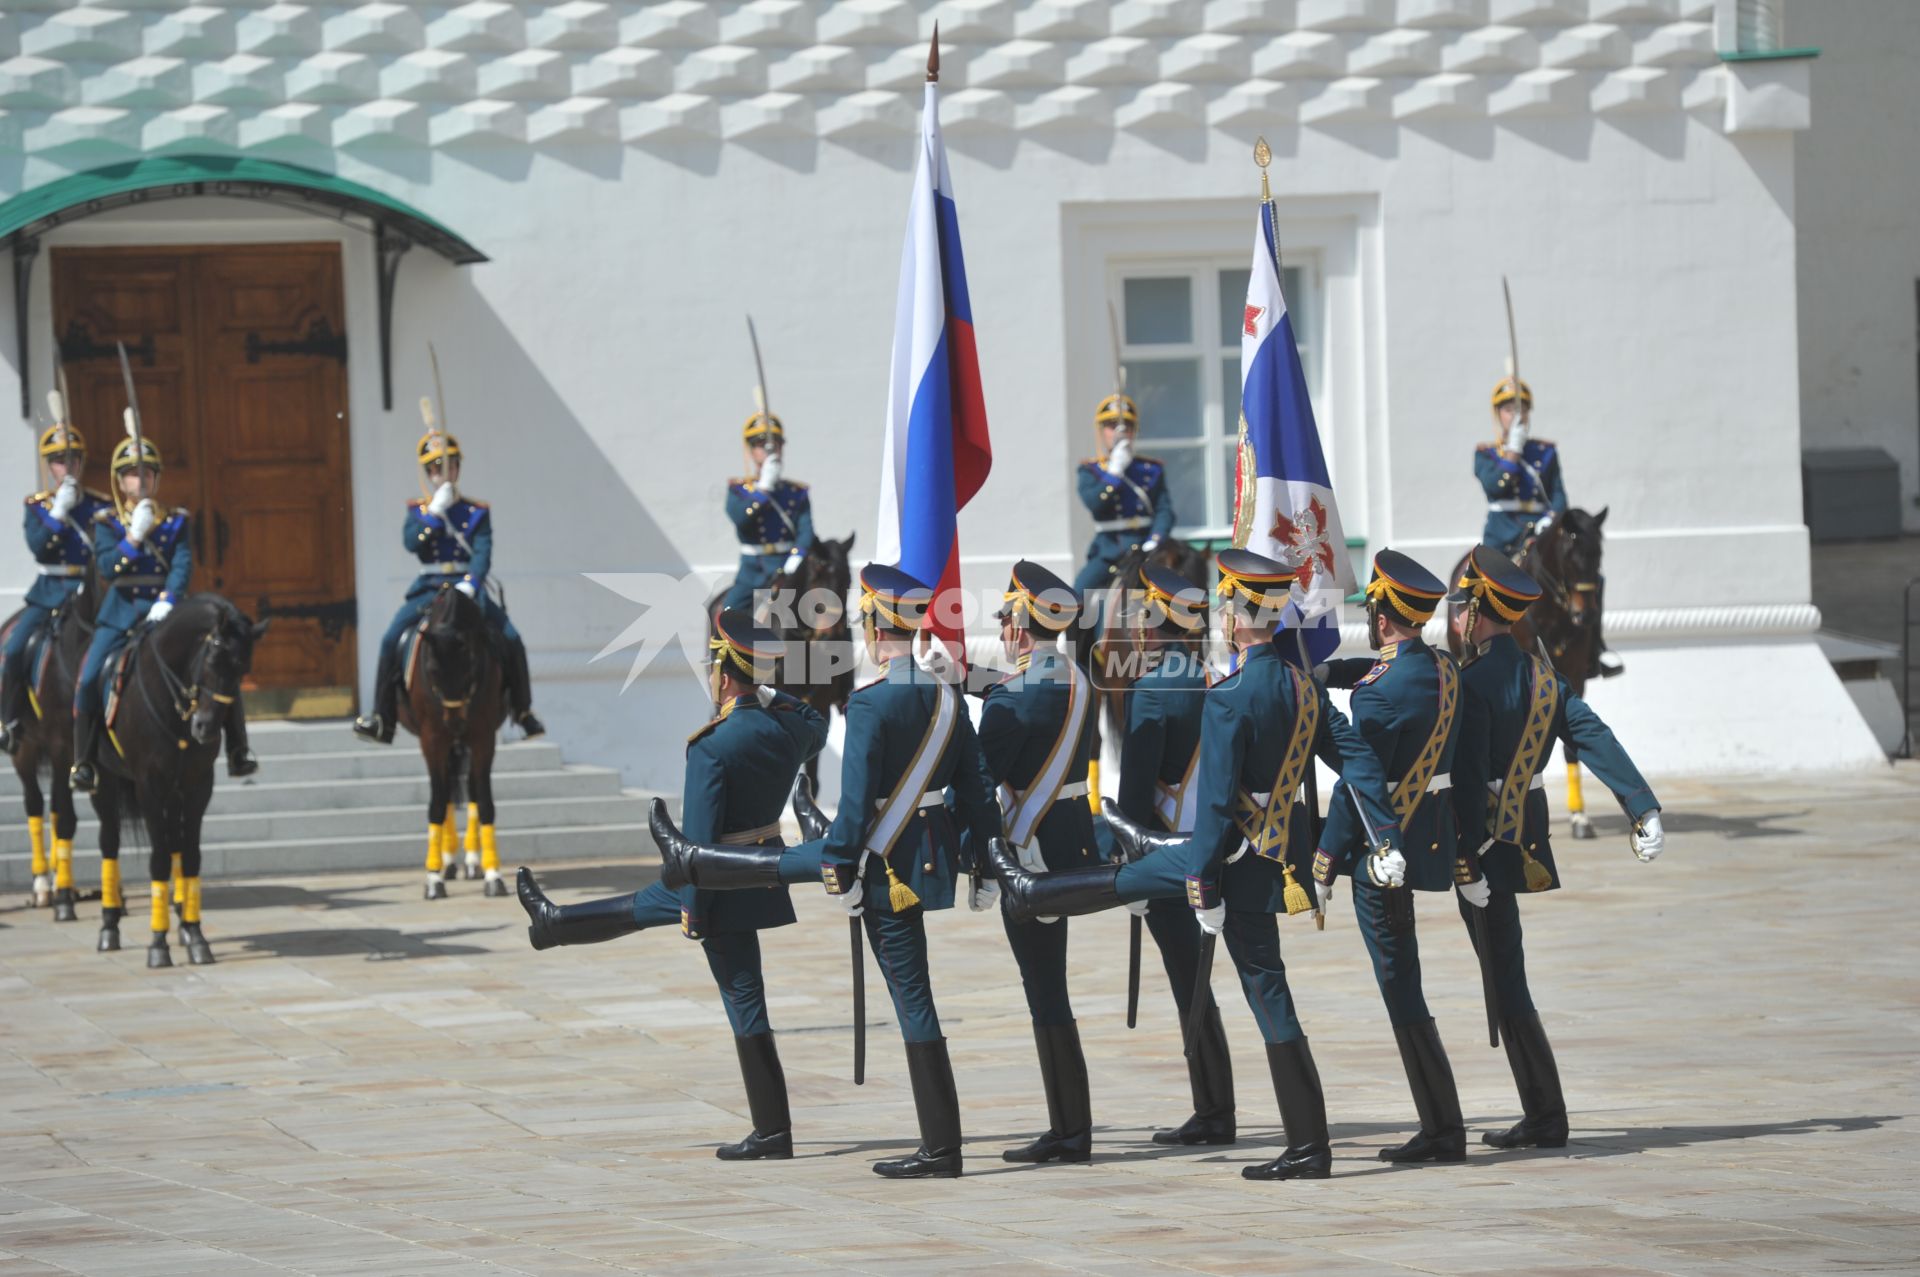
[{"x1": 0, "y1": 154, "x2": 485, "y2": 264}]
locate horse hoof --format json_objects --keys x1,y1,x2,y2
[
  {"x1": 187, "y1": 942, "x2": 215, "y2": 966},
  {"x1": 1570, "y1": 815, "x2": 1596, "y2": 841},
  {"x1": 425, "y1": 879, "x2": 448, "y2": 901},
  {"x1": 461, "y1": 860, "x2": 482, "y2": 881},
  {"x1": 97, "y1": 927, "x2": 121, "y2": 953},
  {"x1": 31, "y1": 880, "x2": 51, "y2": 909},
  {"x1": 147, "y1": 941, "x2": 173, "y2": 970},
  {"x1": 483, "y1": 875, "x2": 509, "y2": 898},
  {"x1": 440, "y1": 861, "x2": 460, "y2": 882},
  {"x1": 53, "y1": 893, "x2": 77, "y2": 923}
]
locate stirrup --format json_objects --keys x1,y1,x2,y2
[
  {"x1": 69, "y1": 761, "x2": 97, "y2": 794},
  {"x1": 516, "y1": 710, "x2": 546, "y2": 739},
  {"x1": 227, "y1": 747, "x2": 259, "y2": 778},
  {"x1": 352, "y1": 714, "x2": 391, "y2": 744}
]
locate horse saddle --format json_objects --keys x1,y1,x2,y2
[
  {"x1": 4, "y1": 609, "x2": 70, "y2": 720},
  {"x1": 102, "y1": 626, "x2": 155, "y2": 733}
]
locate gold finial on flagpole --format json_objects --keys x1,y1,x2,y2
[
  {"x1": 1254, "y1": 136, "x2": 1272, "y2": 202},
  {"x1": 927, "y1": 23, "x2": 940, "y2": 83}
]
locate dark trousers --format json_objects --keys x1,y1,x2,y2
[
  {"x1": 1457, "y1": 887, "x2": 1536, "y2": 1017},
  {"x1": 1352, "y1": 882, "x2": 1434, "y2": 1026},
  {"x1": 2, "y1": 601, "x2": 52, "y2": 700},
  {"x1": 1001, "y1": 911, "x2": 1074, "y2": 1027},
  {"x1": 631, "y1": 880, "x2": 772, "y2": 1037},
  {"x1": 1143, "y1": 896, "x2": 1203, "y2": 1017},
  {"x1": 866, "y1": 905, "x2": 943, "y2": 1043}
]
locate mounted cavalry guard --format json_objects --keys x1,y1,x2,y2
[
  {"x1": 1074, "y1": 393, "x2": 1174, "y2": 593},
  {"x1": 515, "y1": 608, "x2": 827, "y2": 1161},
  {"x1": 1, "y1": 399, "x2": 112, "y2": 754},
  {"x1": 650, "y1": 563, "x2": 1005, "y2": 1180},
  {"x1": 1448, "y1": 545, "x2": 1664, "y2": 1150},
  {"x1": 990, "y1": 548, "x2": 1406, "y2": 1182},
  {"x1": 71, "y1": 431, "x2": 255, "y2": 792},
  {"x1": 722, "y1": 411, "x2": 813, "y2": 616},
  {"x1": 974, "y1": 560, "x2": 1102, "y2": 1164},
  {"x1": 1475, "y1": 376, "x2": 1566, "y2": 560},
  {"x1": 353, "y1": 426, "x2": 544, "y2": 744},
  {"x1": 1111, "y1": 561, "x2": 1238, "y2": 1148},
  {"x1": 1314, "y1": 550, "x2": 1469, "y2": 1165}
]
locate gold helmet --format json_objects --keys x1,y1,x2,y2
[
  {"x1": 38, "y1": 424, "x2": 86, "y2": 459},
  {"x1": 1490, "y1": 377, "x2": 1533, "y2": 410},
  {"x1": 110, "y1": 436, "x2": 162, "y2": 476},
  {"x1": 742, "y1": 411, "x2": 784, "y2": 444},
  {"x1": 418, "y1": 430, "x2": 461, "y2": 469},
  {"x1": 1094, "y1": 393, "x2": 1138, "y2": 428}
]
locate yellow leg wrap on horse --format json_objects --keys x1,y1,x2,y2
[
  {"x1": 149, "y1": 881, "x2": 168, "y2": 933},
  {"x1": 440, "y1": 817, "x2": 457, "y2": 864},
  {"x1": 1086, "y1": 760, "x2": 1101, "y2": 815},
  {"x1": 28, "y1": 815, "x2": 46, "y2": 877},
  {"x1": 171, "y1": 853, "x2": 185, "y2": 905},
  {"x1": 480, "y1": 825, "x2": 499, "y2": 873},
  {"x1": 54, "y1": 838, "x2": 74, "y2": 891},
  {"x1": 101, "y1": 859, "x2": 122, "y2": 910},
  {"x1": 1566, "y1": 763, "x2": 1586, "y2": 814},
  {"x1": 426, "y1": 823, "x2": 444, "y2": 872},
  {"x1": 182, "y1": 877, "x2": 202, "y2": 924},
  {"x1": 465, "y1": 803, "x2": 480, "y2": 853}
]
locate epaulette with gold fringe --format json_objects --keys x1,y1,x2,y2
[
  {"x1": 25, "y1": 491, "x2": 49, "y2": 506},
  {"x1": 1356, "y1": 661, "x2": 1391, "y2": 687}
]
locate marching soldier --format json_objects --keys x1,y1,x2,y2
[
  {"x1": 516, "y1": 609, "x2": 827, "y2": 1161},
  {"x1": 1111, "y1": 562, "x2": 1236, "y2": 1147},
  {"x1": 990, "y1": 549, "x2": 1406, "y2": 1182},
  {"x1": 1474, "y1": 377, "x2": 1565, "y2": 559},
  {"x1": 1074, "y1": 394, "x2": 1174, "y2": 593},
  {"x1": 1448, "y1": 545, "x2": 1665, "y2": 1149},
  {"x1": 1, "y1": 411, "x2": 113, "y2": 754},
  {"x1": 1313, "y1": 550, "x2": 1468, "y2": 1164},
  {"x1": 649, "y1": 564, "x2": 1003, "y2": 1179},
  {"x1": 353, "y1": 429, "x2": 544, "y2": 744},
  {"x1": 722, "y1": 412, "x2": 813, "y2": 615},
  {"x1": 975, "y1": 560, "x2": 1101, "y2": 1164}
]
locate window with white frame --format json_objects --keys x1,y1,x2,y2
[{"x1": 1113, "y1": 258, "x2": 1321, "y2": 539}]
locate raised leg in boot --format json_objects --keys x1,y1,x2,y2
[
  {"x1": 517, "y1": 866, "x2": 642, "y2": 949},
  {"x1": 648, "y1": 799, "x2": 784, "y2": 892}
]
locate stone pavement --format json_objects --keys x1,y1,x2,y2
[{"x1": 1, "y1": 769, "x2": 1916, "y2": 1276}]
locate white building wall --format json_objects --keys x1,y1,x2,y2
[{"x1": 0, "y1": 0, "x2": 1886, "y2": 791}]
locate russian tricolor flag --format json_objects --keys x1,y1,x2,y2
[
  {"x1": 1236, "y1": 206, "x2": 1354, "y2": 664},
  {"x1": 876, "y1": 71, "x2": 991, "y2": 659}
]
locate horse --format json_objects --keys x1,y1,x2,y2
[
  {"x1": 1448, "y1": 507, "x2": 1610, "y2": 840},
  {"x1": 767, "y1": 533, "x2": 855, "y2": 788},
  {"x1": 396, "y1": 583, "x2": 507, "y2": 899},
  {"x1": 3, "y1": 579, "x2": 94, "y2": 920},
  {"x1": 90, "y1": 594, "x2": 267, "y2": 966}
]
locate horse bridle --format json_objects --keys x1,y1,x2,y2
[
  {"x1": 424, "y1": 592, "x2": 479, "y2": 715},
  {"x1": 1524, "y1": 528, "x2": 1599, "y2": 620},
  {"x1": 145, "y1": 626, "x2": 238, "y2": 733}
]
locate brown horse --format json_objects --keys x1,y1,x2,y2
[
  {"x1": 397, "y1": 584, "x2": 506, "y2": 898},
  {"x1": 3, "y1": 583, "x2": 93, "y2": 919},
  {"x1": 768, "y1": 533, "x2": 856, "y2": 787},
  {"x1": 1512, "y1": 507, "x2": 1609, "y2": 839}
]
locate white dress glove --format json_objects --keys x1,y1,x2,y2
[
  {"x1": 1457, "y1": 876, "x2": 1490, "y2": 909},
  {"x1": 454, "y1": 580, "x2": 476, "y2": 599},
  {"x1": 50, "y1": 476, "x2": 78, "y2": 520},
  {"x1": 427, "y1": 482, "x2": 456, "y2": 516},
  {"x1": 831, "y1": 877, "x2": 865, "y2": 917},
  {"x1": 757, "y1": 454, "x2": 782, "y2": 492},
  {"x1": 1140, "y1": 535, "x2": 1161, "y2": 554},
  {"x1": 147, "y1": 599, "x2": 174, "y2": 625},
  {"x1": 126, "y1": 499, "x2": 158, "y2": 544},
  {"x1": 1193, "y1": 902, "x2": 1225, "y2": 936},
  {"x1": 1366, "y1": 848, "x2": 1408, "y2": 889},
  {"x1": 968, "y1": 876, "x2": 1000, "y2": 912},
  {"x1": 1631, "y1": 810, "x2": 1665, "y2": 863},
  {"x1": 1505, "y1": 421, "x2": 1530, "y2": 456},
  {"x1": 1105, "y1": 439, "x2": 1133, "y2": 479},
  {"x1": 1532, "y1": 511, "x2": 1555, "y2": 537},
  {"x1": 1314, "y1": 879, "x2": 1333, "y2": 915},
  {"x1": 781, "y1": 550, "x2": 804, "y2": 575}
]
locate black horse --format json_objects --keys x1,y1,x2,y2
[
  {"x1": 769, "y1": 533, "x2": 855, "y2": 787},
  {"x1": 2, "y1": 579, "x2": 95, "y2": 920},
  {"x1": 92, "y1": 595, "x2": 267, "y2": 965}
]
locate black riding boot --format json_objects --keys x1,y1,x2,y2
[
  {"x1": 1484, "y1": 1012, "x2": 1569, "y2": 1149},
  {"x1": 1379, "y1": 1018, "x2": 1466, "y2": 1163},
  {"x1": 1004, "y1": 1022, "x2": 1093, "y2": 1164},
  {"x1": 1156, "y1": 1003, "x2": 1236, "y2": 1145},
  {"x1": 224, "y1": 701, "x2": 258, "y2": 778},
  {"x1": 875, "y1": 1038, "x2": 963, "y2": 1179},
  {"x1": 516, "y1": 867, "x2": 641, "y2": 950},
  {"x1": 1102, "y1": 803, "x2": 1183, "y2": 864},
  {"x1": 1243, "y1": 1039, "x2": 1332, "y2": 1181},
  {"x1": 353, "y1": 647, "x2": 399, "y2": 744},
  {"x1": 0, "y1": 669, "x2": 26, "y2": 754},
  {"x1": 717, "y1": 1032, "x2": 793, "y2": 1161},
  {"x1": 506, "y1": 635, "x2": 545, "y2": 738},
  {"x1": 986, "y1": 839, "x2": 1123, "y2": 924},
  {"x1": 70, "y1": 711, "x2": 101, "y2": 794},
  {"x1": 649, "y1": 800, "x2": 784, "y2": 892}
]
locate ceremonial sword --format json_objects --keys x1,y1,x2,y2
[
  {"x1": 793, "y1": 775, "x2": 862, "y2": 1085},
  {"x1": 116, "y1": 342, "x2": 172, "y2": 576},
  {"x1": 1185, "y1": 884, "x2": 1217, "y2": 1060},
  {"x1": 419, "y1": 345, "x2": 478, "y2": 564},
  {"x1": 1107, "y1": 298, "x2": 1146, "y2": 1015},
  {"x1": 746, "y1": 315, "x2": 800, "y2": 546}
]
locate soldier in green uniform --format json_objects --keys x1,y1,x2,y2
[
  {"x1": 973, "y1": 560, "x2": 1102, "y2": 1164},
  {"x1": 1110, "y1": 562, "x2": 1236, "y2": 1146},
  {"x1": 1314, "y1": 550, "x2": 1468, "y2": 1164},
  {"x1": 1448, "y1": 546, "x2": 1665, "y2": 1149},
  {"x1": 990, "y1": 549, "x2": 1406, "y2": 1181},
  {"x1": 648, "y1": 563, "x2": 1004, "y2": 1179},
  {"x1": 514, "y1": 609, "x2": 827, "y2": 1160}
]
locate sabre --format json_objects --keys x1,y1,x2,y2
[
  {"x1": 1346, "y1": 782, "x2": 1414, "y2": 936},
  {"x1": 1126, "y1": 912, "x2": 1141, "y2": 1030},
  {"x1": 1502, "y1": 275, "x2": 1525, "y2": 426},
  {"x1": 418, "y1": 376, "x2": 477, "y2": 562},
  {"x1": 1105, "y1": 301, "x2": 1127, "y2": 398},
  {"x1": 745, "y1": 315, "x2": 799, "y2": 548},
  {"x1": 1468, "y1": 882, "x2": 1501, "y2": 1048},
  {"x1": 1186, "y1": 927, "x2": 1216, "y2": 1060},
  {"x1": 793, "y1": 775, "x2": 863, "y2": 1085},
  {"x1": 115, "y1": 342, "x2": 147, "y2": 504}
]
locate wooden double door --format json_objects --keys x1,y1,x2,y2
[{"x1": 52, "y1": 243, "x2": 358, "y2": 714}]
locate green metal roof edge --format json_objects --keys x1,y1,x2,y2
[{"x1": 1718, "y1": 47, "x2": 1821, "y2": 63}]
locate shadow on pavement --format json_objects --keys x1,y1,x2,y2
[
  {"x1": 516, "y1": 864, "x2": 660, "y2": 897},
  {"x1": 220, "y1": 925, "x2": 506, "y2": 961},
  {"x1": 1576, "y1": 809, "x2": 1809, "y2": 840},
  {"x1": 203, "y1": 882, "x2": 396, "y2": 912}
]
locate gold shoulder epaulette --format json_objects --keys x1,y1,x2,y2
[
  {"x1": 91, "y1": 509, "x2": 115, "y2": 525},
  {"x1": 171, "y1": 506, "x2": 190, "y2": 518},
  {"x1": 686, "y1": 717, "x2": 723, "y2": 745},
  {"x1": 26, "y1": 491, "x2": 49, "y2": 506},
  {"x1": 461, "y1": 496, "x2": 489, "y2": 510},
  {"x1": 784, "y1": 479, "x2": 808, "y2": 492}
]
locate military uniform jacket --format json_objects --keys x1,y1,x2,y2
[
  {"x1": 403, "y1": 497, "x2": 491, "y2": 598},
  {"x1": 1474, "y1": 439, "x2": 1567, "y2": 555},
  {"x1": 1451, "y1": 634, "x2": 1658, "y2": 894},
  {"x1": 974, "y1": 647, "x2": 1101, "y2": 873},
  {"x1": 92, "y1": 507, "x2": 191, "y2": 632},
  {"x1": 1316, "y1": 638, "x2": 1461, "y2": 891},
  {"x1": 1115, "y1": 650, "x2": 1207, "y2": 833},
  {"x1": 1169, "y1": 645, "x2": 1399, "y2": 913},
  {"x1": 726, "y1": 479, "x2": 814, "y2": 557},
  {"x1": 806, "y1": 659, "x2": 1001, "y2": 914},
  {"x1": 680, "y1": 690, "x2": 830, "y2": 939},
  {"x1": 22, "y1": 488, "x2": 113, "y2": 609},
  {"x1": 1077, "y1": 456, "x2": 1175, "y2": 565}
]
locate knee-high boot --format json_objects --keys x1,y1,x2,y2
[
  {"x1": 224, "y1": 700, "x2": 258, "y2": 777},
  {"x1": 505, "y1": 635, "x2": 545, "y2": 737},
  {"x1": 1243, "y1": 1039, "x2": 1332, "y2": 1181},
  {"x1": 874, "y1": 1038, "x2": 963, "y2": 1179},
  {"x1": 70, "y1": 710, "x2": 101, "y2": 793},
  {"x1": 1379, "y1": 1018, "x2": 1466, "y2": 1163},
  {"x1": 717, "y1": 1032, "x2": 793, "y2": 1161},
  {"x1": 1003, "y1": 1022, "x2": 1093, "y2": 1164},
  {"x1": 516, "y1": 868, "x2": 641, "y2": 950},
  {"x1": 649, "y1": 800, "x2": 783, "y2": 892},
  {"x1": 1157, "y1": 1003, "x2": 1236, "y2": 1145},
  {"x1": 353, "y1": 643, "x2": 400, "y2": 743},
  {"x1": 1484, "y1": 1011, "x2": 1568, "y2": 1149},
  {"x1": 986, "y1": 839, "x2": 1123, "y2": 924}
]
